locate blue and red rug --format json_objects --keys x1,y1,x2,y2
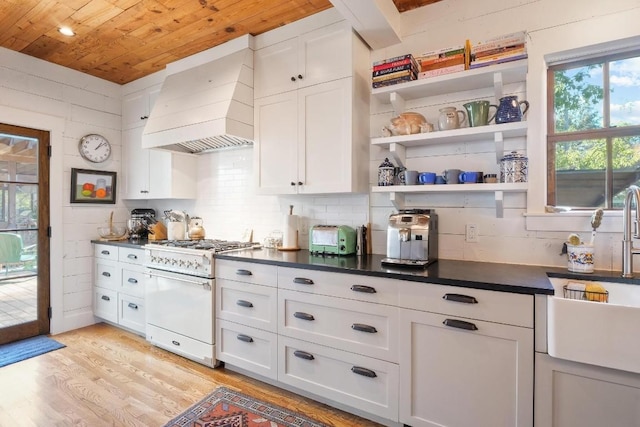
[{"x1": 164, "y1": 386, "x2": 329, "y2": 427}]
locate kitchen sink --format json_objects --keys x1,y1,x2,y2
[{"x1": 547, "y1": 277, "x2": 640, "y2": 374}]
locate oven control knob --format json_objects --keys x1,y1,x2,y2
[
  {"x1": 186, "y1": 260, "x2": 194, "y2": 268},
  {"x1": 178, "y1": 260, "x2": 185, "y2": 266}
]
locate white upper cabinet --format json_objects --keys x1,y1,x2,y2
[
  {"x1": 253, "y1": 19, "x2": 370, "y2": 195},
  {"x1": 254, "y1": 21, "x2": 353, "y2": 99},
  {"x1": 122, "y1": 86, "x2": 196, "y2": 200}
]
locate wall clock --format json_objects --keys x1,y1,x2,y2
[{"x1": 78, "y1": 133, "x2": 111, "y2": 163}]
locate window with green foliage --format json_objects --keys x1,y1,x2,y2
[{"x1": 547, "y1": 52, "x2": 640, "y2": 209}]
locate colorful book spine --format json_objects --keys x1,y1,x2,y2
[
  {"x1": 471, "y1": 32, "x2": 526, "y2": 54},
  {"x1": 469, "y1": 53, "x2": 528, "y2": 69},
  {"x1": 372, "y1": 69, "x2": 417, "y2": 83},
  {"x1": 372, "y1": 58, "x2": 412, "y2": 72},
  {"x1": 372, "y1": 74, "x2": 416, "y2": 88},
  {"x1": 420, "y1": 54, "x2": 465, "y2": 72},
  {"x1": 418, "y1": 64, "x2": 466, "y2": 79},
  {"x1": 373, "y1": 63, "x2": 415, "y2": 77},
  {"x1": 372, "y1": 54, "x2": 414, "y2": 67}
]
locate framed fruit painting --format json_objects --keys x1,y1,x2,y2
[{"x1": 70, "y1": 168, "x2": 117, "y2": 204}]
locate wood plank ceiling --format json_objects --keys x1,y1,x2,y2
[{"x1": 0, "y1": 0, "x2": 440, "y2": 85}]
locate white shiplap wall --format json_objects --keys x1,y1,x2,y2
[{"x1": 0, "y1": 47, "x2": 127, "y2": 334}]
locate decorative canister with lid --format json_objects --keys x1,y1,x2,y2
[
  {"x1": 378, "y1": 158, "x2": 396, "y2": 186},
  {"x1": 500, "y1": 151, "x2": 528, "y2": 183}
]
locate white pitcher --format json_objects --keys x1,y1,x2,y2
[{"x1": 438, "y1": 106, "x2": 466, "y2": 130}]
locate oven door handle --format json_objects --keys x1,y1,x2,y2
[{"x1": 146, "y1": 271, "x2": 211, "y2": 289}]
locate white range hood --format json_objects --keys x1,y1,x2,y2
[{"x1": 141, "y1": 47, "x2": 254, "y2": 154}]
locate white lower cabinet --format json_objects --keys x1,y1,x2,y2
[
  {"x1": 278, "y1": 335, "x2": 399, "y2": 421},
  {"x1": 217, "y1": 319, "x2": 278, "y2": 380},
  {"x1": 399, "y1": 308, "x2": 534, "y2": 427},
  {"x1": 93, "y1": 244, "x2": 146, "y2": 335},
  {"x1": 535, "y1": 352, "x2": 640, "y2": 427}
]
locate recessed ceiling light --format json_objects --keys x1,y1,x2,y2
[{"x1": 59, "y1": 27, "x2": 75, "y2": 37}]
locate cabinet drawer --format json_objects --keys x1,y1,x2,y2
[
  {"x1": 118, "y1": 294, "x2": 145, "y2": 334},
  {"x1": 118, "y1": 247, "x2": 144, "y2": 265},
  {"x1": 215, "y1": 259, "x2": 277, "y2": 287},
  {"x1": 120, "y1": 265, "x2": 146, "y2": 298},
  {"x1": 95, "y1": 258, "x2": 119, "y2": 290},
  {"x1": 398, "y1": 281, "x2": 534, "y2": 328},
  {"x1": 216, "y1": 278, "x2": 277, "y2": 332},
  {"x1": 216, "y1": 319, "x2": 277, "y2": 380},
  {"x1": 94, "y1": 244, "x2": 118, "y2": 261},
  {"x1": 94, "y1": 287, "x2": 118, "y2": 323},
  {"x1": 278, "y1": 267, "x2": 398, "y2": 305},
  {"x1": 278, "y1": 336, "x2": 399, "y2": 422},
  {"x1": 279, "y1": 289, "x2": 398, "y2": 363},
  {"x1": 146, "y1": 324, "x2": 216, "y2": 368}
]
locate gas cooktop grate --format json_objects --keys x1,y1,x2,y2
[{"x1": 147, "y1": 239, "x2": 258, "y2": 252}]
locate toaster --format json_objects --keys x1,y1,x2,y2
[
  {"x1": 310, "y1": 225, "x2": 357, "y2": 255},
  {"x1": 382, "y1": 209, "x2": 438, "y2": 267}
]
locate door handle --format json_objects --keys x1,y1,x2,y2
[
  {"x1": 102, "y1": 271, "x2": 111, "y2": 277},
  {"x1": 293, "y1": 277, "x2": 314, "y2": 285},
  {"x1": 293, "y1": 312, "x2": 314, "y2": 321},
  {"x1": 127, "y1": 254, "x2": 138, "y2": 260},
  {"x1": 236, "y1": 300, "x2": 254, "y2": 308},
  {"x1": 443, "y1": 293, "x2": 478, "y2": 304},
  {"x1": 237, "y1": 334, "x2": 254, "y2": 343},
  {"x1": 351, "y1": 366, "x2": 377, "y2": 378},
  {"x1": 235, "y1": 269, "x2": 252, "y2": 276},
  {"x1": 127, "y1": 278, "x2": 138, "y2": 284},
  {"x1": 128, "y1": 302, "x2": 138, "y2": 310},
  {"x1": 101, "y1": 295, "x2": 110, "y2": 301},
  {"x1": 351, "y1": 284, "x2": 376, "y2": 294},
  {"x1": 293, "y1": 350, "x2": 314, "y2": 360},
  {"x1": 443, "y1": 318, "x2": 478, "y2": 331},
  {"x1": 351, "y1": 323, "x2": 377, "y2": 333}
]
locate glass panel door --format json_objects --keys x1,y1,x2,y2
[{"x1": 0, "y1": 124, "x2": 49, "y2": 345}]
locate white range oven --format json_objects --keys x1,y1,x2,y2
[{"x1": 144, "y1": 239, "x2": 257, "y2": 367}]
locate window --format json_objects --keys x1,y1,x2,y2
[{"x1": 547, "y1": 51, "x2": 640, "y2": 209}]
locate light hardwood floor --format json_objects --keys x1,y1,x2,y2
[{"x1": 0, "y1": 323, "x2": 384, "y2": 426}]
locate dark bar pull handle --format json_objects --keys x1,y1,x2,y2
[
  {"x1": 236, "y1": 299, "x2": 254, "y2": 308},
  {"x1": 294, "y1": 312, "x2": 315, "y2": 321},
  {"x1": 172, "y1": 340, "x2": 180, "y2": 346},
  {"x1": 350, "y1": 285, "x2": 377, "y2": 294},
  {"x1": 101, "y1": 295, "x2": 110, "y2": 301},
  {"x1": 293, "y1": 277, "x2": 314, "y2": 285},
  {"x1": 237, "y1": 334, "x2": 254, "y2": 343},
  {"x1": 236, "y1": 269, "x2": 252, "y2": 276},
  {"x1": 352, "y1": 323, "x2": 377, "y2": 333},
  {"x1": 128, "y1": 303, "x2": 138, "y2": 310},
  {"x1": 101, "y1": 250, "x2": 110, "y2": 255},
  {"x1": 443, "y1": 318, "x2": 478, "y2": 331},
  {"x1": 351, "y1": 366, "x2": 377, "y2": 378},
  {"x1": 293, "y1": 350, "x2": 315, "y2": 360},
  {"x1": 127, "y1": 254, "x2": 138, "y2": 260},
  {"x1": 127, "y1": 278, "x2": 138, "y2": 284},
  {"x1": 102, "y1": 271, "x2": 111, "y2": 277},
  {"x1": 443, "y1": 293, "x2": 478, "y2": 304}
]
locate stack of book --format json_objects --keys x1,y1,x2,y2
[
  {"x1": 416, "y1": 45, "x2": 468, "y2": 79},
  {"x1": 372, "y1": 54, "x2": 419, "y2": 89},
  {"x1": 469, "y1": 31, "x2": 527, "y2": 69}
]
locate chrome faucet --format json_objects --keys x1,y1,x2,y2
[{"x1": 622, "y1": 185, "x2": 640, "y2": 278}]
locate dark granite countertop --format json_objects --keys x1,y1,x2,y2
[
  {"x1": 93, "y1": 241, "x2": 640, "y2": 295},
  {"x1": 216, "y1": 249, "x2": 556, "y2": 295}
]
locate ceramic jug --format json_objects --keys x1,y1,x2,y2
[
  {"x1": 438, "y1": 107, "x2": 466, "y2": 130},
  {"x1": 463, "y1": 100, "x2": 498, "y2": 127},
  {"x1": 495, "y1": 96, "x2": 530, "y2": 123}
]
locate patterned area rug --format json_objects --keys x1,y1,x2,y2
[{"x1": 164, "y1": 386, "x2": 329, "y2": 427}]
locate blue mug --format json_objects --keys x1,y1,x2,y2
[
  {"x1": 460, "y1": 171, "x2": 483, "y2": 183},
  {"x1": 418, "y1": 172, "x2": 436, "y2": 185}
]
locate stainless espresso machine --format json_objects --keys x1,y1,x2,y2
[{"x1": 382, "y1": 209, "x2": 438, "y2": 267}]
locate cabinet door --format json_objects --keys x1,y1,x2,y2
[
  {"x1": 399, "y1": 308, "x2": 534, "y2": 427},
  {"x1": 254, "y1": 91, "x2": 298, "y2": 194},
  {"x1": 122, "y1": 92, "x2": 148, "y2": 130},
  {"x1": 535, "y1": 352, "x2": 640, "y2": 427},
  {"x1": 123, "y1": 126, "x2": 150, "y2": 199},
  {"x1": 298, "y1": 78, "x2": 353, "y2": 194},
  {"x1": 298, "y1": 21, "x2": 351, "y2": 88},
  {"x1": 254, "y1": 37, "x2": 298, "y2": 99}
]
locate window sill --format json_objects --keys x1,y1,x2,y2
[{"x1": 525, "y1": 210, "x2": 622, "y2": 233}]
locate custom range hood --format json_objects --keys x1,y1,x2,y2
[{"x1": 142, "y1": 46, "x2": 254, "y2": 154}]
